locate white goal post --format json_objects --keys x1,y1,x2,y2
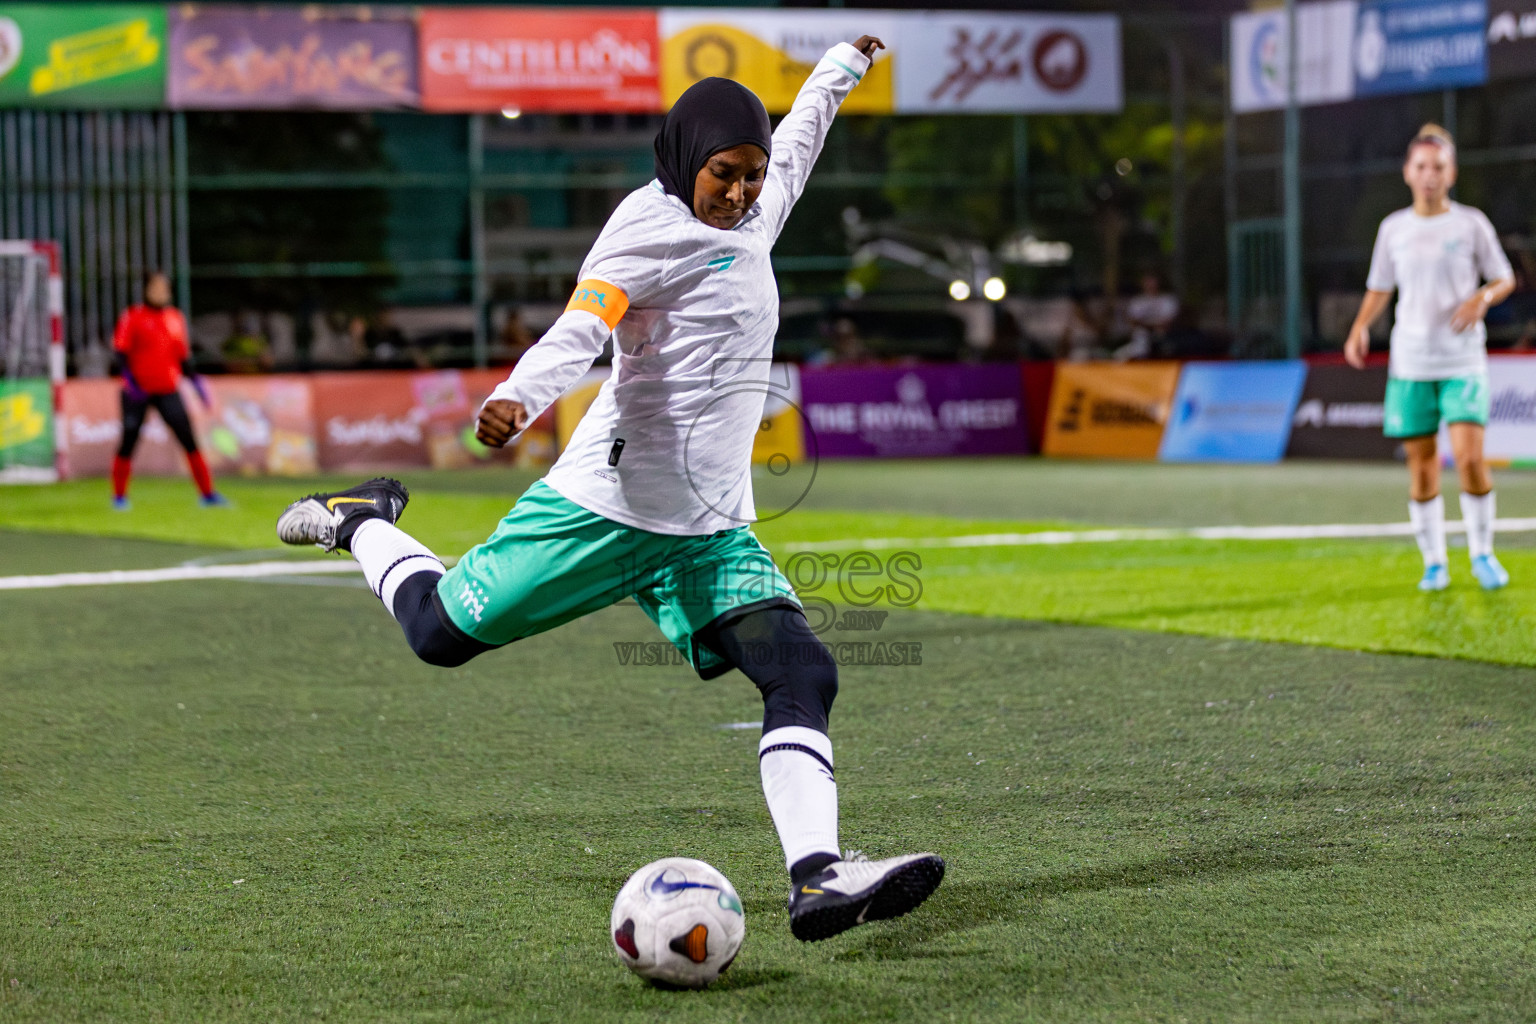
[{"x1": 0, "y1": 240, "x2": 64, "y2": 483}]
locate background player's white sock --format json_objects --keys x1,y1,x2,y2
[
  {"x1": 759, "y1": 726, "x2": 839, "y2": 870},
  {"x1": 1409, "y1": 495, "x2": 1447, "y2": 568},
  {"x1": 1460, "y1": 490, "x2": 1496, "y2": 559},
  {"x1": 350, "y1": 518, "x2": 444, "y2": 619}
]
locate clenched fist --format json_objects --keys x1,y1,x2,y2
[{"x1": 476, "y1": 399, "x2": 530, "y2": 448}]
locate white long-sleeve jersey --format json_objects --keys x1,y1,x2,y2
[{"x1": 485, "y1": 43, "x2": 870, "y2": 535}]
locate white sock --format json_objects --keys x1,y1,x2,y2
[
  {"x1": 1409, "y1": 495, "x2": 1447, "y2": 568},
  {"x1": 350, "y1": 518, "x2": 444, "y2": 619},
  {"x1": 759, "y1": 726, "x2": 840, "y2": 870},
  {"x1": 1460, "y1": 490, "x2": 1496, "y2": 559}
]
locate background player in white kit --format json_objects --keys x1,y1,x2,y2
[
  {"x1": 1345, "y1": 124, "x2": 1516, "y2": 591},
  {"x1": 276, "y1": 35, "x2": 943, "y2": 943}
]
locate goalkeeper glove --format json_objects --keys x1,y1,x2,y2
[{"x1": 181, "y1": 358, "x2": 212, "y2": 409}]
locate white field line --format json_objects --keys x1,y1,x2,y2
[
  {"x1": 0, "y1": 559, "x2": 358, "y2": 591},
  {"x1": 6, "y1": 517, "x2": 1536, "y2": 590},
  {"x1": 778, "y1": 517, "x2": 1536, "y2": 553}
]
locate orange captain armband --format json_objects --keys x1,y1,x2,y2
[{"x1": 565, "y1": 278, "x2": 630, "y2": 330}]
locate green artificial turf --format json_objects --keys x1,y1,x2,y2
[
  {"x1": 16, "y1": 457, "x2": 1536, "y2": 548},
  {"x1": 6, "y1": 461, "x2": 1536, "y2": 665},
  {"x1": 3, "y1": 546, "x2": 1536, "y2": 1022},
  {"x1": 912, "y1": 538, "x2": 1536, "y2": 666},
  {"x1": 5, "y1": 461, "x2": 1536, "y2": 1020}
]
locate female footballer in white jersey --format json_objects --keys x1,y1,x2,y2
[
  {"x1": 1345, "y1": 124, "x2": 1516, "y2": 591},
  {"x1": 276, "y1": 35, "x2": 944, "y2": 942}
]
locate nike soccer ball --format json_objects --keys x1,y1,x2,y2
[{"x1": 610, "y1": 857, "x2": 745, "y2": 988}]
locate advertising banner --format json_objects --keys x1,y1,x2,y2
[
  {"x1": 0, "y1": 4, "x2": 166, "y2": 108},
  {"x1": 659, "y1": 9, "x2": 897, "y2": 113},
  {"x1": 311, "y1": 369, "x2": 553, "y2": 471},
  {"x1": 1455, "y1": 355, "x2": 1536, "y2": 462},
  {"x1": 168, "y1": 5, "x2": 418, "y2": 110},
  {"x1": 1159, "y1": 361, "x2": 1308, "y2": 463},
  {"x1": 421, "y1": 368, "x2": 555, "y2": 469},
  {"x1": 206, "y1": 375, "x2": 320, "y2": 475},
  {"x1": 419, "y1": 7, "x2": 659, "y2": 113},
  {"x1": 416, "y1": 368, "x2": 492, "y2": 469},
  {"x1": 1353, "y1": 0, "x2": 1488, "y2": 97},
  {"x1": 310, "y1": 372, "x2": 424, "y2": 470},
  {"x1": 1230, "y1": 1, "x2": 1359, "y2": 112},
  {"x1": 1285, "y1": 363, "x2": 1399, "y2": 459},
  {"x1": 61, "y1": 379, "x2": 170, "y2": 478},
  {"x1": 1041, "y1": 362, "x2": 1180, "y2": 459},
  {"x1": 1487, "y1": 0, "x2": 1536, "y2": 79},
  {"x1": 800, "y1": 363, "x2": 1027, "y2": 459},
  {"x1": 0, "y1": 377, "x2": 54, "y2": 475},
  {"x1": 62, "y1": 370, "x2": 557, "y2": 479},
  {"x1": 60, "y1": 376, "x2": 318, "y2": 478},
  {"x1": 894, "y1": 12, "x2": 1121, "y2": 113}
]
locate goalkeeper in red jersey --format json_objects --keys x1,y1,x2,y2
[{"x1": 111, "y1": 271, "x2": 225, "y2": 509}]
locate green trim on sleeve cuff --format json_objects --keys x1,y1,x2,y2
[{"x1": 827, "y1": 57, "x2": 864, "y2": 82}]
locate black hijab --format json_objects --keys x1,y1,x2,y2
[{"x1": 653, "y1": 77, "x2": 772, "y2": 209}]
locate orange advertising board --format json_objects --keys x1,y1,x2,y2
[
  {"x1": 418, "y1": 8, "x2": 660, "y2": 113},
  {"x1": 1042, "y1": 361, "x2": 1181, "y2": 459}
]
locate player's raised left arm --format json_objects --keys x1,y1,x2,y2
[{"x1": 761, "y1": 35, "x2": 883, "y2": 237}]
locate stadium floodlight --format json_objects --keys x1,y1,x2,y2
[
  {"x1": 500, "y1": 106, "x2": 522, "y2": 119},
  {"x1": 982, "y1": 277, "x2": 1007, "y2": 301},
  {"x1": 844, "y1": 223, "x2": 999, "y2": 301}
]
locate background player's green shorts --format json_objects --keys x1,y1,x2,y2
[
  {"x1": 436, "y1": 481, "x2": 798, "y2": 678},
  {"x1": 1383, "y1": 374, "x2": 1489, "y2": 438}
]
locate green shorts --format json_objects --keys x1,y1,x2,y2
[
  {"x1": 1383, "y1": 374, "x2": 1489, "y2": 438},
  {"x1": 436, "y1": 481, "x2": 798, "y2": 677}
]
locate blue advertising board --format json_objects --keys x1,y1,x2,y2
[
  {"x1": 1158, "y1": 361, "x2": 1308, "y2": 463},
  {"x1": 1353, "y1": 0, "x2": 1487, "y2": 97}
]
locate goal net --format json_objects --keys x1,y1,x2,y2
[{"x1": 0, "y1": 241, "x2": 63, "y2": 483}]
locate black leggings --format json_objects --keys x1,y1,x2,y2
[
  {"x1": 120, "y1": 390, "x2": 198, "y2": 458},
  {"x1": 391, "y1": 572, "x2": 499, "y2": 668},
  {"x1": 698, "y1": 603, "x2": 838, "y2": 733},
  {"x1": 389, "y1": 574, "x2": 837, "y2": 732}
]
